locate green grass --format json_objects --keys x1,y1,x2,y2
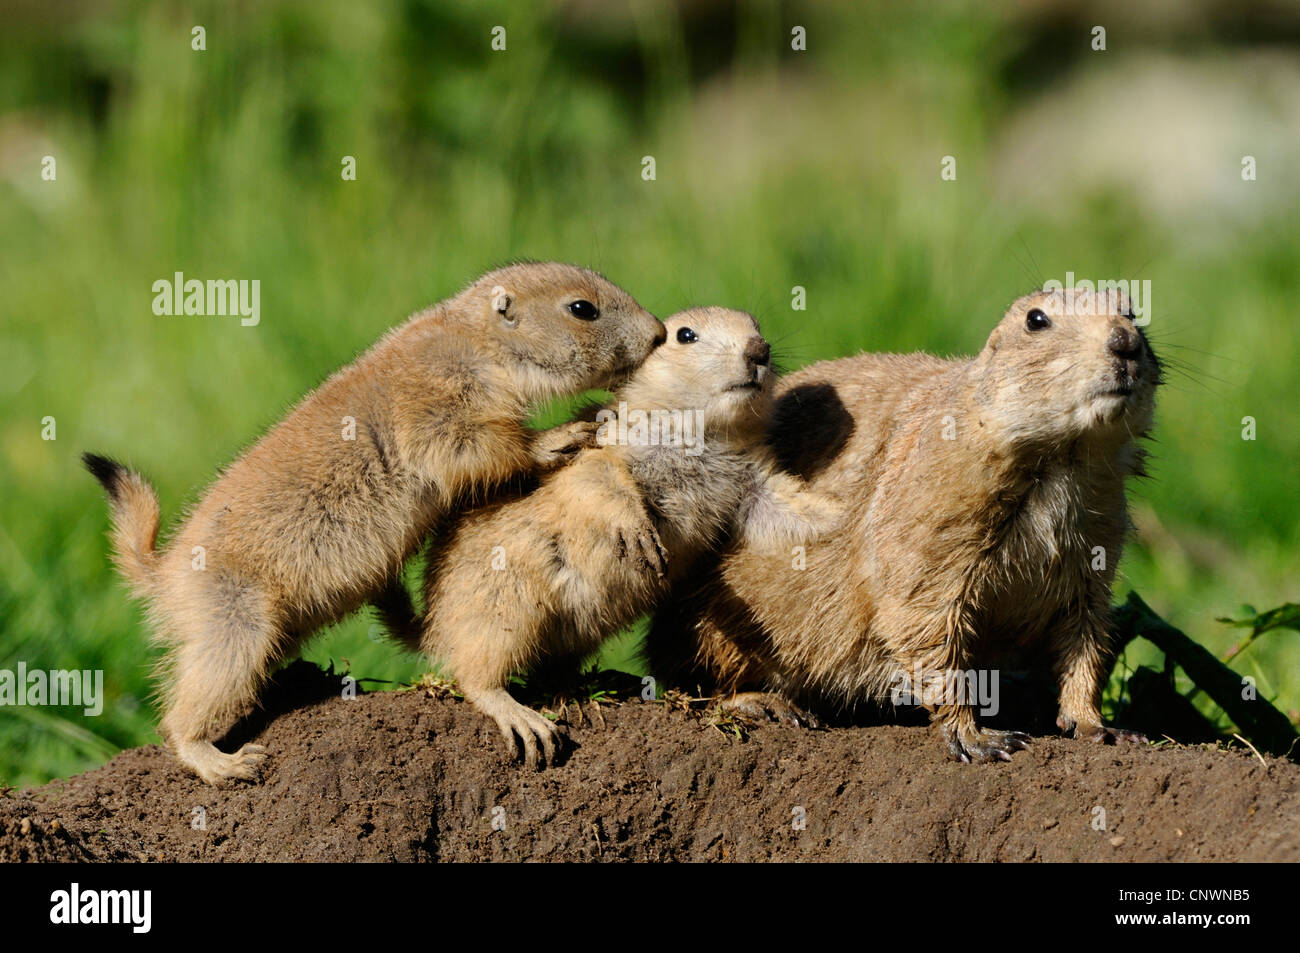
[{"x1": 2, "y1": 0, "x2": 1297, "y2": 786}]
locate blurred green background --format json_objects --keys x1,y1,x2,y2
[{"x1": 1, "y1": 0, "x2": 1297, "y2": 786}]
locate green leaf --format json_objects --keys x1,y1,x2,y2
[{"x1": 1216, "y1": 603, "x2": 1300, "y2": 634}]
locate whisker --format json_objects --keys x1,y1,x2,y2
[{"x1": 1147, "y1": 340, "x2": 1242, "y2": 366}]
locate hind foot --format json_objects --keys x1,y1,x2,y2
[
  {"x1": 941, "y1": 724, "x2": 1032, "y2": 763},
  {"x1": 175, "y1": 740, "x2": 267, "y2": 785},
  {"x1": 720, "y1": 692, "x2": 820, "y2": 728},
  {"x1": 469, "y1": 687, "x2": 563, "y2": 768}
]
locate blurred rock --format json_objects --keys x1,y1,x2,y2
[{"x1": 990, "y1": 51, "x2": 1300, "y2": 230}]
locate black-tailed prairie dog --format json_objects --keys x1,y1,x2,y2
[
  {"x1": 383, "y1": 307, "x2": 834, "y2": 765},
  {"x1": 647, "y1": 287, "x2": 1160, "y2": 761},
  {"x1": 84, "y1": 262, "x2": 666, "y2": 784}
]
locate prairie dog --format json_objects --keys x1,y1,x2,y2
[
  {"x1": 84, "y1": 263, "x2": 666, "y2": 784},
  {"x1": 388, "y1": 308, "x2": 832, "y2": 765},
  {"x1": 648, "y1": 288, "x2": 1160, "y2": 761}
]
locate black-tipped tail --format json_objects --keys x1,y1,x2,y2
[
  {"x1": 82, "y1": 452, "x2": 162, "y2": 595},
  {"x1": 82, "y1": 452, "x2": 126, "y2": 500}
]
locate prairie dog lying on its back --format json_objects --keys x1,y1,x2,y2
[
  {"x1": 84, "y1": 262, "x2": 666, "y2": 784},
  {"x1": 385, "y1": 308, "x2": 835, "y2": 765}
]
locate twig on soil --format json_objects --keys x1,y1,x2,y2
[{"x1": 1232, "y1": 733, "x2": 1269, "y2": 771}]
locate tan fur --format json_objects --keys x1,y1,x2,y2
[
  {"x1": 389, "y1": 308, "x2": 829, "y2": 765},
  {"x1": 647, "y1": 288, "x2": 1160, "y2": 761},
  {"x1": 85, "y1": 262, "x2": 665, "y2": 784}
]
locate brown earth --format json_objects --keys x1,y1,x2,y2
[{"x1": 2, "y1": 663, "x2": 1297, "y2": 862}]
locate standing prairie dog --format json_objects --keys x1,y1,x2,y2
[
  {"x1": 85, "y1": 262, "x2": 666, "y2": 784},
  {"x1": 384, "y1": 308, "x2": 834, "y2": 765},
  {"x1": 648, "y1": 287, "x2": 1160, "y2": 761}
]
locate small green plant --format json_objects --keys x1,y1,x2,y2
[
  {"x1": 413, "y1": 673, "x2": 463, "y2": 701},
  {"x1": 1113, "y1": 594, "x2": 1299, "y2": 760},
  {"x1": 702, "y1": 705, "x2": 748, "y2": 742},
  {"x1": 1215, "y1": 603, "x2": 1300, "y2": 666}
]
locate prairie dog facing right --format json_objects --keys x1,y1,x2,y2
[
  {"x1": 85, "y1": 262, "x2": 665, "y2": 785},
  {"x1": 648, "y1": 288, "x2": 1160, "y2": 761},
  {"x1": 385, "y1": 308, "x2": 834, "y2": 764}
]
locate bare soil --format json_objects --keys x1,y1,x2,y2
[{"x1": 2, "y1": 664, "x2": 1296, "y2": 862}]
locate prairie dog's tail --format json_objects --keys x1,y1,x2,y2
[{"x1": 82, "y1": 452, "x2": 161, "y2": 596}]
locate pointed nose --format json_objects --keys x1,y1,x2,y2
[
  {"x1": 1107, "y1": 325, "x2": 1141, "y2": 359},
  {"x1": 745, "y1": 336, "x2": 771, "y2": 368}
]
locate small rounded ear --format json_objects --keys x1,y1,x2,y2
[{"x1": 490, "y1": 285, "x2": 517, "y2": 327}]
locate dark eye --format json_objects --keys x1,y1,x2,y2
[
  {"x1": 1025, "y1": 308, "x2": 1051, "y2": 331},
  {"x1": 676, "y1": 327, "x2": 697, "y2": 344},
  {"x1": 568, "y1": 300, "x2": 599, "y2": 320}
]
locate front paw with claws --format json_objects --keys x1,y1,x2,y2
[
  {"x1": 941, "y1": 724, "x2": 1033, "y2": 763},
  {"x1": 720, "y1": 692, "x2": 820, "y2": 729},
  {"x1": 1058, "y1": 714, "x2": 1148, "y2": 745},
  {"x1": 616, "y1": 521, "x2": 668, "y2": 578},
  {"x1": 531, "y1": 420, "x2": 599, "y2": 469},
  {"x1": 469, "y1": 687, "x2": 564, "y2": 768}
]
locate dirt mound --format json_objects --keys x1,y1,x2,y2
[{"x1": 3, "y1": 665, "x2": 1297, "y2": 862}]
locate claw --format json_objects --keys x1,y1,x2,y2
[
  {"x1": 941, "y1": 723, "x2": 1032, "y2": 763},
  {"x1": 1060, "y1": 715, "x2": 1148, "y2": 746},
  {"x1": 532, "y1": 420, "x2": 599, "y2": 468},
  {"x1": 638, "y1": 530, "x2": 667, "y2": 577},
  {"x1": 470, "y1": 687, "x2": 564, "y2": 768},
  {"x1": 175, "y1": 740, "x2": 268, "y2": 785},
  {"x1": 617, "y1": 520, "x2": 668, "y2": 577},
  {"x1": 719, "y1": 692, "x2": 820, "y2": 729},
  {"x1": 1088, "y1": 725, "x2": 1148, "y2": 745}
]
